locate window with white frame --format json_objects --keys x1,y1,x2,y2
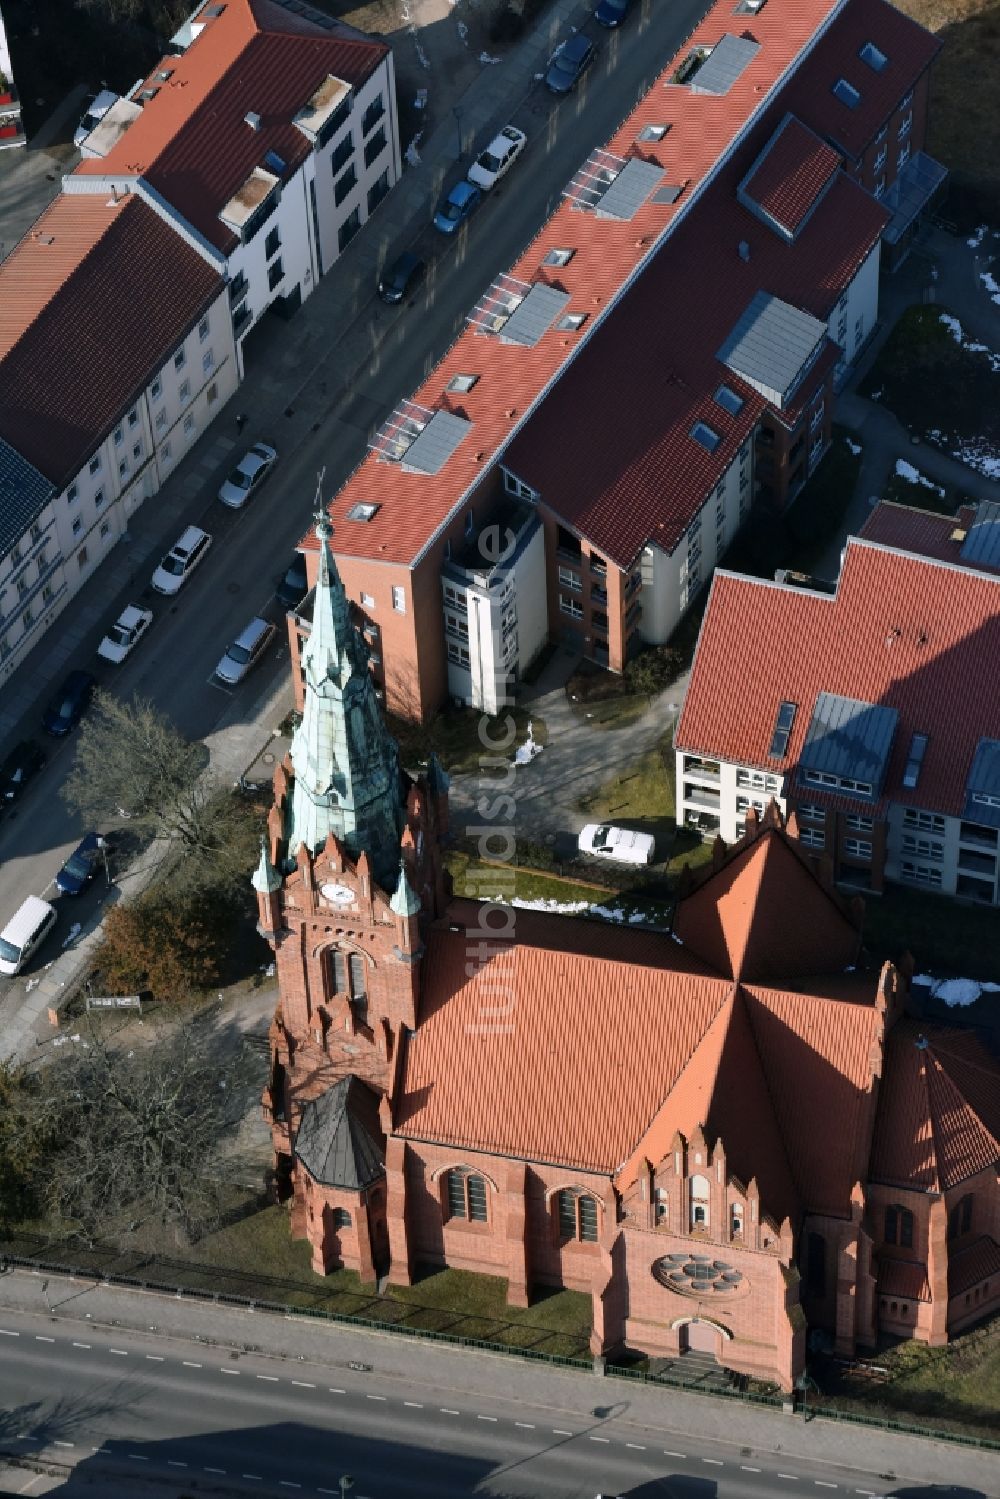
[
  {"x1": 391, "y1": 585, "x2": 406, "y2": 613},
  {"x1": 901, "y1": 860, "x2": 942, "y2": 888},
  {"x1": 736, "y1": 769, "x2": 781, "y2": 794},
  {"x1": 558, "y1": 566, "x2": 581, "y2": 591},
  {"x1": 151, "y1": 377, "x2": 163, "y2": 401},
  {"x1": 689, "y1": 1174, "x2": 710, "y2": 1230},
  {"x1": 903, "y1": 808, "x2": 946, "y2": 833},
  {"x1": 183, "y1": 413, "x2": 195, "y2": 434},
  {"x1": 897, "y1": 142, "x2": 911, "y2": 171},
  {"x1": 503, "y1": 469, "x2": 538, "y2": 502},
  {"x1": 113, "y1": 425, "x2": 123, "y2": 447},
  {"x1": 118, "y1": 458, "x2": 128, "y2": 480},
  {"x1": 901, "y1": 834, "x2": 944, "y2": 860},
  {"x1": 559, "y1": 594, "x2": 583, "y2": 619},
  {"x1": 898, "y1": 111, "x2": 913, "y2": 140},
  {"x1": 798, "y1": 803, "x2": 826, "y2": 824},
  {"x1": 844, "y1": 838, "x2": 872, "y2": 859},
  {"x1": 89, "y1": 455, "x2": 101, "y2": 476},
  {"x1": 174, "y1": 348, "x2": 186, "y2": 371},
  {"x1": 799, "y1": 827, "x2": 825, "y2": 849},
  {"x1": 874, "y1": 176, "x2": 886, "y2": 200},
  {"x1": 155, "y1": 409, "x2": 167, "y2": 431},
  {"x1": 846, "y1": 813, "x2": 874, "y2": 831},
  {"x1": 67, "y1": 483, "x2": 79, "y2": 506},
  {"x1": 179, "y1": 379, "x2": 191, "y2": 404},
  {"x1": 202, "y1": 348, "x2": 214, "y2": 375},
  {"x1": 127, "y1": 407, "x2": 138, "y2": 428},
  {"x1": 94, "y1": 488, "x2": 105, "y2": 508},
  {"x1": 198, "y1": 315, "x2": 210, "y2": 342}
]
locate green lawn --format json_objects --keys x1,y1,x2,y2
[
  {"x1": 4, "y1": 1205, "x2": 592, "y2": 1359},
  {"x1": 863, "y1": 306, "x2": 1000, "y2": 471},
  {"x1": 446, "y1": 847, "x2": 612, "y2": 906},
  {"x1": 388, "y1": 705, "x2": 547, "y2": 776},
  {"x1": 862, "y1": 883, "x2": 1000, "y2": 983},
  {"x1": 817, "y1": 1317, "x2": 1000, "y2": 1442},
  {"x1": 577, "y1": 734, "x2": 714, "y2": 884}
]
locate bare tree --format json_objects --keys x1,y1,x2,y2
[
  {"x1": 62, "y1": 693, "x2": 260, "y2": 891},
  {"x1": 30, "y1": 1017, "x2": 264, "y2": 1243}
]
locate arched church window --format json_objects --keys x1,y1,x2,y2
[
  {"x1": 948, "y1": 1194, "x2": 973, "y2": 1240},
  {"x1": 556, "y1": 1188, "x2": 599, "y2": 1243},
  {"x1": 445, "y1": 1167, "x2": 488, "y2": 1222},
  {"x1": 348, "y1": 952, "x2": 367, "y2": 999},
  {"x1": 331, "y1": 1208, "x2": 351, "y2": 1230},
  {"x1": 885, "y1": 1203, "x2": 914, "y2": 1249},
  {"x1": 806, "y1": 1231, "x2": 826, "y2": 1295},
  {"x1": 655, "y1": 1188, "x2": 668, "y2": 1224},
  {"x1": 690, "y1": 1174, "x2": 710, "y2": 1230},
  {"x1": 329, "y1": 949, "x2": 347, "y2": 995},
  {"x1": 731, "y1": 1202, "x2": 744, "y2": 1239}
]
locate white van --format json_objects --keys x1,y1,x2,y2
[{"x1": 0, "y1": 895, "x2": 57, "y2": 977}]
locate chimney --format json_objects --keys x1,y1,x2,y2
[{"x1": 244, "y1": 110, "x2": 261, "y2": 131}]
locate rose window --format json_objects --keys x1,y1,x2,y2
[{"x1": 653, "y1": 1252, "x2": 745, "y2": 1295}]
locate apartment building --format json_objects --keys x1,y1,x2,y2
[
  {"x1": 67, "y1": 0, "x2": 399, "y2": 369},
  {"x1": 0, "y1": 195, "x2": 232, "y2": 685},
  {"x1": 302, "y1": 0, "x2": 941, "y2": 723},
  {"x1": 0, "y1": 2, "x2": 23, "y2": 148},
  {"x1": 675, "y1": 524, "x2": 1000, "y2": 908}
]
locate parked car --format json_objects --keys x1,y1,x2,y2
[
  {"x1": 55, "y1": 832, "x2": 105, "y2": 896},
  {"x1": 595, "y1": 0, "x2": 632, "y2": 26},
  {"x1": 467, "y1": 125, "x2": 527, "y2": 191},
  {"x1": 377, "y1": 251, "x2": 426, "y2": 305},
  {"x1": 42, "y1": 669, "x2": 96, "y2": 737},
  {"x1": 276, "y1": 553, "x2": 309, "y2": 610},
  {"x1": 433, "y1": 180, "x2": 482, "y2": 235},
  {"x1": 0, "y1": 740, "x2": 46, "y2": 812},
  {"x1": 74, "y1": 88, "x2": 118, "y2": 148},
  {"x1": 578, "y1": 822, "x2": 655, "y2": 865},
  {"x1": 0, "y1": 896, "x2": 57, "y2": 977},
  {"x1": 151, "y1": 524, "x2": 212, "y2": 596},
  {"x1": 545, "y1": 32, "x2": 597, "y2": 93},
  {"x1": 218, "y1": 442, "x2": 278, "y2": 509},
  {"x1": 214, "y1": 616, "x2": 277, "y2": 686},
  {"x1": 96, "y1": 604, "x2": 153, "y2": 664}
]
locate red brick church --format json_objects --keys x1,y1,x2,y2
[{"x1": 256, "y1": 518, "x2": 1000, "y2": 1390}]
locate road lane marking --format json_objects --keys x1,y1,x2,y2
[
  {"x1": 553, "y1": 1428, "x2": 572, "y2": 1435},
  {"x1": 329, "y1": 1388, "x2": 345, "y2": 1394},
  {"x1": 95, "y1": 1448, "x2": 110, "y2": 1455},
  {"x1": 742, "y1": 1466, "x2": 762, "y2": 1473},
  {"x1": 477, "y1": 1415, "x2": 497, "y2": 1422},
  {"x1": 108, "y1": 1349, "x2": 128, "y2": 1356},
  {"x1": 279, "y1": 1484, "x2": 302, "y2": 1490},
  {"x1": 128, "y1": 1454, "x2": 149, "y2": 1461},
  {"x1": 257, "y1": 1375, "x2": 279, "y2": 1382},
  {"x1": 366, "y1": 1394, "x2": 386, "y2": 1401},
  {"x1": 703, "y1": 1458, "x2": 723, "y2": 1466},
  {"x1": 292, "y1": 1380, "x2": 315, "y2": 1388},
  {"x1": 220, "y1": 1368, "x2": 240, "y2": 1376},
  {"x1": 145, "y1": 1355, "x2": 164, "y2": 1362},
  {"x1": 589, "y1": 1436, "x2": 610, "y2": 1443},
  {"x1": 441, "y1": 1408, "x2": 460, "y2": 1415},
  {"x1": 72, "y1": 1343, "x2": 91, "y2": 1349},
  {"x1": 404, "y1": 1401, "x2": 423, "y2": 1408},
  {"x1": 626, "y1": 1442, "x2": 646, "y2": 1450},
  {"x1": 243, "y1": 1476, "x2": 263, "y2": 1482},
  {"x1": 515, "y1": 1421, "x2": 534, "y2": 1429},
  {"x1": 205, "y1": 1467, "x2": 226, "y2": 1474},
  {"x1": 664, "y1": 1450, "x2": 686, "y2": 1458},
  {"x1": 778, "y1": 1475, "x2": 799, "y2": 1481},
  {"x1": 167, "y1": 1461, "x2": 187, "y2": 1468},
  {"x1": 0, "y1": 1330, "x2": 19, "y2": 1336},
  {"x1": 53, "y1": 1441, "x2": 74, "y2": 1448},
  {"x1": 35, "y1": 1336, "x2": 55, "y2": 1343},
  {"x1": 183, "y1": 1361, "x2": 202, "y2": 1368},
  {"x1": 815, "y1": 1484, "x2": 837, "y2": 1489}
]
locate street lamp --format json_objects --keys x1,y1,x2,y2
[
  {"x1": 339, "y1": 1477, "x2": 354, "y2": 1499},
  {"x1": 795, "y1": 1369, "x2": 820, "y2": 1422}
]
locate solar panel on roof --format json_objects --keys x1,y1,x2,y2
[
  {"x1": 500, "y1": 284, "x2": 571, "y2": 347},
  {"x1": 596, "y1": 157, "x2": 664, "y2": 220},
  {"x1": 403, "y1": 409, "x2": 472, "y2": 475},
  {"x1": 562, "y1": 148, "x2": 624, "y2": 212},
  {"x1": 689, "y1": 34, "x2": 761, "y2": 96},
  {"x1": 651, "y1": 183, "x2": 684, "y2": 205}
]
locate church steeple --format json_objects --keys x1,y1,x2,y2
[{"x1": 287, "y1": 506, "x2": 404, "y2": 890}]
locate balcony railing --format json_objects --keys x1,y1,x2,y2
[{"x1": 683, "y1": 784, "x2": 720, "y2": 811}]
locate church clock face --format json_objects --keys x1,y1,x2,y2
[{"x1": 320, "y1": 882, "x2": 356, "y2": 907}]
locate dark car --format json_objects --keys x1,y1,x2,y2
[
  {"x1": 42, "y1": 669, "x2": 96, "y2": 737},
  {"x1": 545, "y1": 32, "x2": 596, "y2": 93},
  {"x1": 276, "y1": 553, "x2": 309, "y2": 610},
  {"x1": 378, "y1": 251, "x2": 426, "y2": 305},
  {"x1": 595, "y1": 0, "x2": 631, "y2": 25},
  {"x1": 0, "y1": 740, "x2": 46, "y2": 811},
  {"x1": 56, "y1": 832, "x2": 105, "y2": 895}
]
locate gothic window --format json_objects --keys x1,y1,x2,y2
[
  {"x1": 348, "y1": 952, "x2": 367, "y2": 999},
  {"x1": 806, "y1": 1231, "x2": 826, "y2": 1295},
  {"x1": 445, "y1": 1166, "x2": 488, "y2": 1222},
  {"x1": 885, "y1": 1203, "x2": 914, "y2": 1249},
  {"x1": 329, "y1": 949, "x2": 347, "y2": 994},
  {"x1": 331, "y1": 1207, "x2": 351, "y2": 1230},
  {"x1": 948, "y1": 1195, "x2": 973, "y2": 1240},
  {"x1": 689, "y1": 1173, "x2": 710, "y2": 1230},
  {"x1": 654, "y1": 1187, "x2": 668, "y2": 1224},
  {"x1": 556, "y1": 1188, "x2": 599, "y2": 1243},
  {"x1": 731, "y1": 1202, "x2": 744, "y2": 1239}
]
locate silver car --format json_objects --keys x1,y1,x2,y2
[
  {"x1": 218, "y1": 442, "x2": 278, "y2": 509},
  {"x1": 215, "y1": 616, "x2": 277, "y2": 685}
]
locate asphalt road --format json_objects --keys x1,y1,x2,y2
[
  {"x1": 0, "y1": 1310, "x2": 979, "y2": 1499},
  {"x1": 0, "y1": 0, "x2": 711, "y2": 1024}
]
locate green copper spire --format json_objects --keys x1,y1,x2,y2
[
  {"x1": 251, "y1": 835, "x2": 282, "y2": 895},
  {"x1": 389, "y1": 860, "x2": 421, "y2": 918},
  {"x1": 287, "y1": 505, "x2": 404, "y2": 890}
]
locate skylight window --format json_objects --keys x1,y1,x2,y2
[
  {"x1": 556, "y1": 312, "x2": 588, "y2": 331},
  {"x1": 638, "y1": 123, "x2": 670, "y2": 143},
  {"x1": 155, "y1": 68, "x2": 174, "y2": 81},
  {"x1": 833, "y1": 78, "x2": 861, "y2": 108},
  {"x1": 448, "y1": 373, "x2": 479, "y2": 393},
  {"x1": 902, "y1": 732, "x2": 928, "y2": 789},
  {"x1": 543, "y1": 248, "x2": 575, "y2": 267},
  {"x1": 714, "y1": 383, "x2": 744, "y2": 416},
  {"x1": 859, "y1": 41, "x2": 888, "y2": 71},
  {"x1": 347, "y1": 502, "x2": 380, "y2": 522},
  {"x1": 768, "y1": 700, "x2": 798, "y2": 758},
  {"x1": 690, "y1": 420, "x2": 722, "y2": 453},
  {"x1": 263, "y1": 149, "x2": 287, "y2": 175}
]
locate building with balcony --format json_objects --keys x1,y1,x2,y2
[
  {"x1": 305, "y1": 0, "x2": 941, "y2": 722},
  {"x1": 67, "y1": 0, "x2": 399, "y2": 370},
  {"x1": 676, "y1": 523, "x2": 1000, "y2": 908},
  {"x1": 0, "y1": 2, "x2": 24, "y2": 149}
]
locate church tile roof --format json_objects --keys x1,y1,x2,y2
[
  {"x1": 877, "y1": 1256, "x2": 931, "y2": 1302},
  {"x1": 948, "y1": 1236, "x2": 1000, "y2": 1299},
  {"x1": 294, "y1": 1074, "x2": 385, "y2": 1190},
  {"x1": 870, "y1": 1022, "x2": 1000, "y2": 1193}
]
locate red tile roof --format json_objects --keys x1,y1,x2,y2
[
  {"x1": 739, "y1": 114, "x2": 841, "y2": 238},
  {"x1": 870, "y1": 1021, "x2": 1000, "y2": 1192},
  {"x1": 742, "y1": 980, "x2": 881, "y2": 1215},
  {"x1": 0, "y1": 197, "x2": 222, "y2": 488},
  {"x1": 75, "y1": 0, "x2": 388, "y2": 255},
  {"x1": 676, "y1": 538, "x2": 1000, "y2": 819},
  {"x1": 673, "y1": 825, "x2": 862, "y2": 981},
  {"x1": 317, "y1": 0, "x2": 932, "y2": 573},
  {"x1": 395, "y1": 910, "x2": 733, "y2": 1173},
  {"x1": 948, "y1": 1236, "x2": 1000, "y2": 1299},
  {"x1": 859, "y1": 500, "x2": 988, "y2": 570},
  {"x1": 802, "y1": 0, "x2": 941, "y2": 160},
  {"x1": 0, "y1": 196, "x2": 124, "y2": 359},
  {"x1": 877, "y1": 1256, "x2": 931, "y2": 1301}
]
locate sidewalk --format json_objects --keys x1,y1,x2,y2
[{"x1": 0, "y1": 1267, "x2": 995, "y2": 1493}]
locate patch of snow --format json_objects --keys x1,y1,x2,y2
[
  {"x1": 590, "y1": 904, "x2": 626, "y2": 923},
  {"x1": 513, "y1": 720, "x2": 543, "y2": 766},
  {"x1": 938, "y1": 312, "x2": 1000, "y2": 373},
  {"x1": 25, "y1": 977, "x2": 38, "y2": 993},
  {"x1": 869, "y1": 388, "x2": 882, "y2": 402},
  {"x1": 844, "y1": 436, "x2": 862, "y2": 455},
  {"x1": 912, "y1": 973, "x2": 994, "y2": 1006},
  {"x1": 893, "y1": 458, "x2": 944, "y2": 495},
  {"x1": 457, "y1": 20, "x2": 468, "y2": 44},
  {"x1": 61, "y1": 922, "x2": 82, "y2": 949},
  {"x1": 404, "y1": 132, "x2": 423, "y2": 167},
  {"x1": 496, "y1": 896, "x2": 590, "y2": 914},
  {"x1": 939, "y1": 312, "x2": 964, "y2": 343},
  {"x1": 628, "y1": 912, "x2": 648, "y2": 924},
  {"x1": 412, "y1": 34, "x2": 431, "y2": 70},
  {"x1": 413, "y1": 88, "x2": 428, "y2": 110},
  {"x1": 479, "y1": 52, "x2": 501, "y2": 64},
  {"x1": 949, "y1": 440, "x2": 1000, "y2": 479},
  {"x1": 967, "y1": 225, "x2": 989, "y2": 249}
]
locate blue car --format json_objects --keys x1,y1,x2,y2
[
  {"x1": 545, "y1": 32, "x2": 596, "y2": 93},
  {"x1": 56, "y1": 832, "x2": 105, "y2": 895},
  {"x1": 433, "y1": 179, "x2": 482, "y2": 235},
  {"x1": 43, "y1": 669, "x2": 96, "y2": 736},
  {"x1": 595, "y1": 0, "x2": 631, "y2": 25}
]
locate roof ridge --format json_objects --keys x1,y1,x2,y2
[
  {"x1": 728, "y1": 982, "x2": 799, "y2": 1212},
  {"x1": 849, "y1": 533, "x2": 1000, "y2": 588}
]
